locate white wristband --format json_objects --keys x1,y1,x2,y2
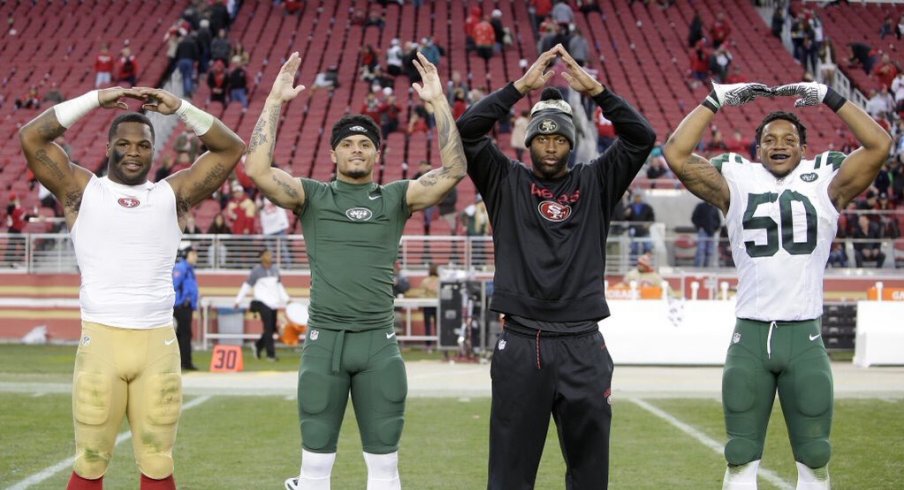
[
  {"x1": 54, "y1": 90, "x2": 100, "y2": 128},
  {"x1": 175, "y1": 99, "x2": 215, "y2": 136}
]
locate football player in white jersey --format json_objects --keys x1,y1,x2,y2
[
  {"x1": 663, "y1": 82, "x2": 890, "y2": 490},
  {"x1": 19, "y1": 86, "x2": 245, "y2": 489}
]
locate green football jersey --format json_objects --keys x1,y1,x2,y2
[{"x1": 299, "y1": 178, "x2": 411, "y2": 331}]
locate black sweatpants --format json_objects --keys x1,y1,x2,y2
[
  {"x1": 488, "y1": 328, "x2": 614, "y2": 490},
  {"x1": 250, "y1": 300, "x2": 278, "y2": 359},
  {"x1": 173, "y1": 304, "x2": 195, "y2": 369}
]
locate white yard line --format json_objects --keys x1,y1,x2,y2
[
  {"x1": 630, "y1": 398, "x2": 794, "y2": 490},
  {"x1": 6, "y1": 396, "x2": 211, "y2": 490}
]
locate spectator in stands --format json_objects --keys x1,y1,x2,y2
[
  {"x1": 438, "y1": 185, "x2": 458, "y2": 235},
  {"x1": 530, "y1": 0, "x2": 553, "y2": 35},
  {"x1": 208, "y1": 0, "x2": 230, "y2": 35},
  {"x1": 551, "y1": 0, "x2": 575, "y2": 31},
  {"x1": 231, "y1": 41, "x2": 250, "y2": 67},
  {"x1": 361, "y1": 91, "x2": 382, "y2": 123},
  {"x1": 94, "y1": 43, "x2": 114, "y2": 88},
  {"x1": 206, "y1": 211, "x2": 230, "y2": 267},
  {"x1": 172, "y1": 243, "x2": 199, "y2": 371},
  {"x1": 866, "y1": 88, "x2": 894, "y2": 121},
  {"x1": 626, "y1": 192, "x2": 655, "y2": 258},
  {"x1": 412, "y1": 161, "x2": 437, "y2": 234},
  {"x1": 407, "y1": 96, "x2": 433, "y2": 135},
  {"x1": 15, "y1": 85, "x2": 40, "y2": 110},
  {"x1": 420, "y1": 37, "x2": 443, "y2": 67},
  {"x1": 826, "y1": 240, "x2": 848, "y2": 268},
  {"x1": 175, "y1": 31, "x2": 199, "y2": 96},
  {"x1": 19, "y1": 84, "x2": 244, "y2": 489},
  {"x1": 228, "y1": 56, "x2": 249, "y2": 112},
  {"x1": 490, "y1": 9, "x2": 509, "y2": 54},
  {"x1": 226, "y1": 181, "x2": 256, "y2": 235},
  {"x1": 117, "y1": 46, "x2": 138, "y2": 87},
  {"x1": 474, "y1": 15, "x2": 496, "y2": 61},
  {"x1": 465, "y1": 5, "x2": 483, "y2": 53},
  {"x1": 417, "y1": 263, "x2": 439, "y2": 352},
  {"x1": 817, "y1": 39, "x2": 838, "y2": 85},
  {"x1": 692, "y1": 200, "x2": 721, "y2": 267},
  {"x1": 568, "y1": 28, "x2": 590, "y2": 67},
  {"x1": 623, "y1": 252, "x2": 664, "y2": 289},
  {"x1": 183, "y1": 212, "x2": 201, "y2": 234},
  {"x1": 234, "y1": 249, "x2": 289, "y2": 361},
  {"x1": 243, "y1": 51, "x2": 465, "y2": 490},
  {"x1": 710, "y1": 45, "x2": 733, "y2": 83},
  {"x1": 446, "y1": 70, "x2": 469, "y2": 104},
  {"x1": 386, "y1": 38, "x2": 403, "y2": 76},
  {"x1": 364, "y1": 10, "x2": 385, "y2": 30},
  {"x1": 510, "y1": 109, "x2": 530, "y2": 161},
  {"x1": 206, "y1": 59, "x2": 229, "y2": 107},
  {"x1": 360, "y1": 44, "x2": 379, "y2": 72},
  {"x1": 770, "y1": 6, "x2": 784, "y2": 39},
  {"x1": 852, "y1": 215, "x2": 886, "y2": 267},
  {"x1": 688, "y1": 11, "x2": 704, "y2": 48},
  {"x1": 210, "y1": 28, "x2": 231, "y2": 66},
  {"x1": 645, "y1": 147, "x2": 671, "y2": 180},
  {"x1": 690, "y1": 41, "x2": 711, "y2": 85},
  {"x1": 710, "y1": 12, "x2": 731, "y2": 49},
  {"x1": 378, "y1": 94, "x2": 402, "y2": 137},
  {"x1": 4, "y1": 193, "x2": 28, "y2": 264},
  {"x1": 880, "y1": 15, "x2": 895, "y2": 39},
  {"x1": 402, "y1": 41, "x2": 423, "y2": 84},
  {"x1": 848, "y1": 42, "x2": 878, "y2": 74},
  {"x1": 195, "y1": 18, "x2": 212, "y2": 74},
  {"x1": 872, "y1": 53, "x2": 899, "y2": 91},
  {"x1": 595, "y1": 106, "x2": 616, "y2": 153},
  {"x1": 311, "y1": 65, "x2": 341, "y2": 92}
]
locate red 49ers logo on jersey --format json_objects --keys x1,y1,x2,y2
[
  {"x1": 118, "y1": 197, "x2": 140, "y2": 208},
  {"x1": 538, "y1": 201, "x2": 571, "y2": 222}
]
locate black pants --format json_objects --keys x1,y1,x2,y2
[
  {"x1": 250, "y1": 300, "x2": 277, "y2": 359},
  {"x1": 488, "y1": 329, "x2": 614, "y2": 490},
  {"x1": 173, "y1": 304, "x2": 195, "y2": 368}
]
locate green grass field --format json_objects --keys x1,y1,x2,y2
[{"x1": 1, "y1": 345, "x2": 902, "y2": 489}]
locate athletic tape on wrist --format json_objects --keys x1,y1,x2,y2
[
  {"x1": 823, "y1": 86, "x2": 846, "y2": 112},
  {"x1": 54, "y1": 90, "x2": 100, "y2": 128},
  {"x1": 702, "y1": 89, "x2": 720, "y2": 113},
  {"x1": 175, "y1": 100, "x2": 215, "y2": 136}
]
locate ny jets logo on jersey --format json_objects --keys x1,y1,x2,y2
[
  {"x1": 538, "y1": 201, "x2": 572, "y2": 222},
  {"x1": 117, "y1": 197, "x2": 140, "y2": 208},
  {"x1": 800, "y1": 172, "x2": 818, "y2": 183},
  {"x1": 345, "y1": 207, "x2": 373, "y2": 221},
  {"x1": 732, "y1": 332, "x2": 741, "y2": 344},
  {"x1": 538, "y1": 119, "x2": 558, "y2": 133},
  {"x1": 309, "y1": 329, "x2": 319, "y2": 341}
]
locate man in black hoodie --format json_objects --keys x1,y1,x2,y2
[{"x1": 456, "y1": 44, "x2": 655, "y2": 489}]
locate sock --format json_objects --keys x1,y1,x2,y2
[
  {"x1": 796, "y1": 462, "x2": 830, "y2": 490},
  {"x1": 722, "y1": 460, "x2": 760, "y2": 490},
  {"x1": 67, "y1": 472, "x2": 103, "y2": 490},
  {"x1": 140, "y1": 474, "x2": 175, "y2": 490},
  {"x1": 363, "y1": 451, "x2": 401, "y2": 490},
  {"x1": 297, "y1": 449, "x2": 336, "y2": 490}
]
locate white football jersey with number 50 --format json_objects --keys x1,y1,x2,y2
[{"x1": 715, "y1": 151, "x2": 844, "y2": 321}]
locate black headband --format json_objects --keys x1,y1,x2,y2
[{"x1": 331, "y1": 122, "x2": 381, "y2": 150}]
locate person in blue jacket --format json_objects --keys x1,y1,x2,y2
[{"x1": 173, "y1": 242, "x2": 200, "y2": 371}]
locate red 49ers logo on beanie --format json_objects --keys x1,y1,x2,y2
[
  {"x1": 118, "y1": 197, "x2": 140, "y2": 208},
  {"x1": 538, "y1": 201, "x2": 571, "y2": 222}
]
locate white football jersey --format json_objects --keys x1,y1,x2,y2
[{"x1": 716, "y1": 151, "x2": 845, "y2": 321}]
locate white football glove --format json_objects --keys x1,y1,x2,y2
[
  {"x1": 710, "y1": 82, "x2": 773, "y2": 107},
  {"x1": 773, "y1": 82, "x2": 828, "y2": 107}
]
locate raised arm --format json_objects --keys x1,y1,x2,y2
[
  {"x1": 663, "y1": 83, "x2": 772, "y2": 213},
  {"x1": 243, "y1": 52, "x2": 307, "y2": 214},
  {"x1": 151, "y1": 88, "x2": 245, "y2": 219},
  {"x1": 407, "y1": 52, "x2": 466, "y2": 211},
  {"x1": 774, "y1": 82, "x2": 892, "y2": 210},
  {"x1": 19, "y1": 87, "x2": 137, "y2": 227}
]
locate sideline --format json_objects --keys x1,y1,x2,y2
[{"x1": 630, "y1": 398, "x2": 794, "y2": 490}]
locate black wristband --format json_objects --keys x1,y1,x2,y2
[
  {"x1": 823, "y1": 86, "x2": 846, "y2": 112},
  {"x1": 702, "y1": 89, "x2": 720, "y2": 113}
]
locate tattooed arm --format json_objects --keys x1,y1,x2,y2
[
  {"x1": 18, "y1": 88, "x2": 138, "y2": 228},
  {"x1": 243, "y1": 52, "x2": 307, "y2": 213},
  {"x1": 662, "y1": 105, "x2": 730, "y2": 213},
  {"x1": 406, "y1": 53, "x2": 466, "y2": 212},
  {"x1": 153, "y1": 88, "x2": 245, "y2": 222}
]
